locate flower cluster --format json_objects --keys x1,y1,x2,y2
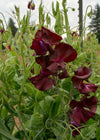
[
  {"x1": 29, "y1": 26, "x2": 77, "y2": 91},
  {"x1": 70, "y1": 66, "x2": 98, "y2": 137},
  {"x1": 29, "y1": 27, "x2": 98, "y2": 138}
]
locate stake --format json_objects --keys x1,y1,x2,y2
[{"x1": 78, "y1": 0, "x2": 83, "y2": 49}]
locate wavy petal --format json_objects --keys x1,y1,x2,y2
[{"x1": 50, "y1": 43, "x2": 77, "y2": 63}]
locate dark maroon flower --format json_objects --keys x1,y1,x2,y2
[
  {"x1": 72, "y1": 67, "x2": 92, "y2": 89},
  {"x1": 72, "y1": 76, "x2": 82, "y2": 89},
  {"x1": 47, "y1": 60, "x2": 66, "y2": 73},
  {"x1": 70, "y1": 121, "x2": 81, "y2": 137},
  {"x1": 70, "y1": 96, "x2": 98, "y2": 124},
  {"x1": 28, "y1": 0, "x2": 35, "y2": 10},
  {"x1": 36, "y1": 55, "x2": 51, "y2": 70},
  {"x1": 79, "y1": 83, "x2": 98, "y2": 95},
  {"x1": 31, "y1": 39, "x2": 48, "y2": 55},
  {"x1": 41, "y1": 26, "x2": 62, "y2": 46},
  {"x1": 49, "y1": 42, "x2": 77, "y2": 63},
  {"x1": 81, "y1": 96, "x2": 98, "y2": 112},
  {"x1": 31, "y1": 26, "x2": 62, "y2": 55},
  {"x1": 0, "y1": 28, "x2": 5, "y2": 34},
  {"x1": 30, "y1": 27, "x2": 78, "y2": 91},
  {"x1": 47, "y1": 62, "x2": 61, "y2": 75},
  {"x1": 28, "y1": 70, "x2": 54, "y2": 91},
  {"x1": 58, "y1": 69, "x2": 69, "y2": 79},
  {"x1": 35, "y1": 27, "x2": 62, "y2": 46},
  {"x1": 74, "y1": 66, "x2": 92, "y2": 80},
  {"x1": 36, "y1": 54, "x2": 69, "y2": 78},
  {"x1": 72, "y1": 107, "x2": 95, "y2": 124}
]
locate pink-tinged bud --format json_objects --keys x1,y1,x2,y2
[
  {"x1": 7, "y1": 45, "x2": 11, "y2": 51},
  {"x1": 28, "y1": 1, "x2": 35, "y2": 10},
  {"x1": 0, "y1": 28, "x2": 5, "y2": 34},
  {"x1": 26, "y1": 63, "x2": 28, "y2": 67},
  {"x1": 71, "y1": 32, "x2": 79, "y2": 38}
]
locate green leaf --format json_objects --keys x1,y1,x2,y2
[
  {"x1": 81, "y1": 125, "x2": 96, "y2": 139},
  {"x1": 41, "y1": 96, "x2": 54, "y2": 114},
  {"x1": 52, "y1": 2, "x2": 57, "y2": 17},
  {"x1": 46, "y1": 14, "x2": 51, "y2": 25},
  {"x1": 5, "y1": 115, "x2": 15, "y2": 133},
  {"x1": 61, "y1": 77, "x2": 73, "y2": 93},
  {"x1": 34, "y1": 96, "x2": 54, "y2": 115},
  {"x1": 25, "y1": 83, "x2": 36, "y2": 97},
  {"x1": 26, "y1": 113, "x2": 44, "y2": 131},
  {"x1": 49, "y1": 96, "x2": 60, "y2": 119},
  {"x1": 0, "y1": 128, "x2": 19, "y2": 140},
  {"x1": 96, "y1": 127, "x2": 100, "y2": 140},
  {"x1": 1, "y1": 135, "x2": 10, "y2": 140},
  {"x1": 1, "y1": 106, "x2": 8, "y2": 118}
]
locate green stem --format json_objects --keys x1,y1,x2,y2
[
  {"x1": 83, "y1": 5, "x2": 92, "y2": 39},
  {"x1": 56, "y1": 77, "x2": 65, "y2": 109},
  {"x1": 33, "y1": 128, "x2": 45, "y2": 140},
  {"x1": 0, "y1": 12, "x2": 7, "y2": 27},
  {"x1": 0, "y1": 37, "x2": 3, "y2": 61},
  {"x1": 17, "y1": 37, "x2": 28, "y2": 140},
  {"x1": 62, "y1": 0, "x2": 71, "y2": 40}
]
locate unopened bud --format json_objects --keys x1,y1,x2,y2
[{"x1": 28, "y1": 0, "x2": 35, "y2": 10}]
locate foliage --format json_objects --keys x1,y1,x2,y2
[{"x1": 0, "y1": 1, "x2": 100, "y2": 140}]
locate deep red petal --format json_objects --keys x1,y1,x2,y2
[
  {"x1": 79, "y1": 83, "x2": 98, "y2": 94},
  {"x1": 36, "y1": 56, "x2": 50, "y2": 70},
  {"x1": 41, "y1": 26, "x2": 62, "y2": 46},
  {"x1": 70, "y1": 100, "x2": 78, "y2": 109},
  {"x1": 74, "y1": 67, "x2": 92, "y2": 80},
  {"x1": 35, "y1": 29, "x2": 43, "y2": 39},
  {"x1": 34, "y1": 77, "x2": 54, "y2": 91},
  {"x1": 72, "y1": 107, "x2": 95, "y2": 124},
  {"x1": 30, "y1": 39, "x2": 47, "y2": 55},
  {"x1": 82, "y1": 96, "x2": 98, "y2": 113},
  {"x1": 58, "y1": 69, "x2": 69, "y2": 79},
  {"x1": 47, "y1": 61, "x2": 66, "y2": 76},
  {"x1": 47, "y1": 62, "x2": 59, "y2": 75},
  {"x1": 70, "y1": 121, "x2": 81, "y2": 137},
  {"x1": 50, "y1": 43, "x2": 77, "y2": 63},
  {"x1": 28, "y1": 72, "x2": 54, "y2": 91},
  {"x1": 72, "y1": 76, "x2": 82, "y2": 88}
]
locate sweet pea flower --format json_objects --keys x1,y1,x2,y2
[
  {"x1": 28, "y1": 70, "x2": 54, "y2": 91},
  {"x1": 74, "y1": 66, "x2": 92, "y2": 80},
  {"x1": 35, "y1": 42, "x2": 77, "y2": 78},
  {"x1": 72, "y1": 67, "x2": 92, "y2": 88},
  {"x1": 72, "y1": 66, "x2": 98, "y2": 94},
  {"x1": 70, "y1": 121, "x2": 81, "y2": 137},
  {"x1": 79, "y1": 83, "x2": 98, "y2": 95},
  {"x1": 70, "y1": 96, "x2": 98, "y2": 124},
  {"x1": 29, "y1": 27, "x2": 77, "y2": 91},
  {"x1": 30, "y1": 26, "x2": 62, "y2": 55},
  {"x1": 49, "y1": 42, "x2": 77, "y2": 63}
]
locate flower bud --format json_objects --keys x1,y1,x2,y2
[{"x1": 28, "y1": 0, "x2": 35, "y2": 10}]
